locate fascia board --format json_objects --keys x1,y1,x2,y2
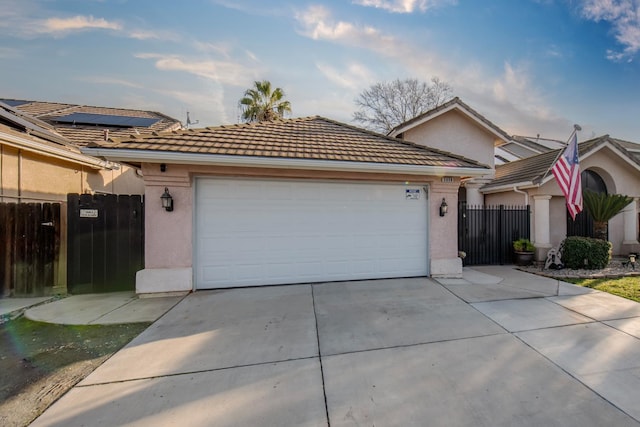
[
  {"x1": 81, "y1": 148, "x2": 491, "y2": 177},
  {"x1": 481, "y1": 181, "x2": 537, "y2": 194},
  {"x1": 583, "y1": 142, "x2": 640, "y2": 172},
  {"x1": 2, "y1": 132, "x2": 116, "y2": 170},
  {"x1": 391, "y1": 104, "x2": 510, "y2": 143}
]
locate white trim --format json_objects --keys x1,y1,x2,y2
[
  {"x1": 81, "y1": 148, "x2": 490, "y2": 177},
  {"x1": 537, "y1": 140, "x2": 640, "y2": 187},
  {"x1": 2, "y1": 131, "x2": 117, "y2": 170},
  {"x1": 481, "y1": 181, "x2": 538, "y2": 194},
  {"x1": 390, "y1": 103, "x2": 511, "y2": 144}
]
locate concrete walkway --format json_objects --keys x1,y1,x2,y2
[{"x1": 30, "y1": 267, "x2": 640, "y2": 426}]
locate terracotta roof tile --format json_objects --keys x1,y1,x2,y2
[
  {"x1": 92, "y1": 116, "x2": 488, "y2": 169},
  {"x1": 483, "y1": 135, "x2": 640, "y2": 190}
]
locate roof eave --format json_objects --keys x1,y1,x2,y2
[
  {"x1": 81, "y1": 148, "x2": 490, "y2": 177},
  {"x1": 3, "y1": 131, "x2": 117, "y2": 170},
  {"x1": 481, "y1": 181, "x2": 538, "y2": 194},
  {"x1": 389, "y1": 101, "x2": 511, "y2": 144}
]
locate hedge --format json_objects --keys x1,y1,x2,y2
[{"x1": 561, "y1": 236, "x2": 611, "y2": 269}]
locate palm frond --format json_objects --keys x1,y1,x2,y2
[{"x1": 583, "y1": 190, "x2": 633, "y2": 222}]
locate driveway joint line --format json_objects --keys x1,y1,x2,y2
[
  {"x1": 311, "y1": 283, "x2": 331, "y2": 427},
  {"x1": 511, "y1": 325, "x2": 640, "y2": 423},
  {"x1": 320, "y1": 331, "x2": 508, "y2": 358},
  {"x1": 75, "y1": 355, "x2": 322, "y2": 387}
]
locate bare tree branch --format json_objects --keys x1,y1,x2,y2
[{"x1": 353, "y1": 77, "x2": 453, "y2": 134}]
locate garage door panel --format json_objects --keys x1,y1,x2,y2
[{"x1": 196, "y1": 179, "x2": 428, "y2": 289}]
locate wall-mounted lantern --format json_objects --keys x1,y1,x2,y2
[
  {"x1": 439, "y1": 198, "x2": 448, "y2": 217},
  {"x1": 161, "y1": 187, "x2": 174, "y2": 212}
]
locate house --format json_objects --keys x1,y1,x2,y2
[
  {"x1": 483, "y1": 136, "x2": 640, "y2": 258},
  {"x1": 0, "y1": 99, "x2": 182, "y2": 199},
  {"x1": 83, "y1": 116, "x2": 490, "y2": 294},
  {"x1": 389, "y1": 98, "x2": 640, "y2": 260},
  {"x1": 0, "y1": 99, "x2": 182, "y2": 296}
]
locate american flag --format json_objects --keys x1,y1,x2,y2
[{"x1": 552, "y1": 133, "x2": 582, "y2": 220}]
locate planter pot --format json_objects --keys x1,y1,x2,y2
[{"x1": 514, "y1": 251, "x2": 535, "y2": 266}]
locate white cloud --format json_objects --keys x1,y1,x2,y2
[
  {"x1": 352, "y1": 0, "x2": 457, "y2": 13},
  {"x1": 81, "y1": 76, "x2": 144, "y2": 89},
  {"x1": 580, "y1": 0, "x2": 640, "y2": 61},
  {"x1": 296, "y1": 5, "x2": 398, "y2": 48},
  {"x1": 316, "y1": 62, "x2": 376, "y2": 89},
  {"x1": 127, "y1": 28, "x2": 181, "y2": 42},
  {"x1": 40, "y1": 15, "x2": 122, "y2": 34},
  {"x1": 135, "y1": 53, "x2": 260, "y2": 86},
  {"x1": 295, "y1": 5, "x2": 569, "y2": 137}
]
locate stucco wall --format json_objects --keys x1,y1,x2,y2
[
  {"x1": 0, "y1": 144, "x2": 143, "y2": 202},
  {"x1": 486, "y1": 146, "x2": 640, "y2": 255},
  {"x1": 403, "y1": 110, "x2": 497, "y2": 170},
  {"x1": 138, "y1": 163, "x2": 465, "y2": 292}
]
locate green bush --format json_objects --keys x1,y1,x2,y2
[
  {"x1": 513, "y1": 238, "x2": 535, "y2": 252},
  {"x1": 561, "y1": 236, "x2": 611, "y2": 269}
]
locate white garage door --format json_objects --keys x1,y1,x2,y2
[{"x1": 195, "y1": 178, "x2": 429, "y2": 289}]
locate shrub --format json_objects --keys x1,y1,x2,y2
[
  {"x1": 561, "y1": 236, "x2": 611, "y2": 269},
  {"x1": 513, "y1": 238, "x2": 535, "y2": 252}
]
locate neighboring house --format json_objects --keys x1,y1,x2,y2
[
  {"x1": 388, "y1": 97, "x2": 509, "y2": 206},
  {"x1": 0, "y1": 99, "x2": 182, "y2": 295},
  {"x1": 2, "y1": 98, "x2": 182, "y2": 147},
  {"x1": 483, "y1": 136, "x2": 640, "y2": 258},
  {"x1": 83, "y1": 116, "x2": 490, "y2": 294},
  {"x1": 389, "y1": 98, "x2": 640, "y2": 260}
]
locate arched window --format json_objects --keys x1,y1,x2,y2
[{"x1": 567, "y1": 170, "x2": 607, "y2": 237}]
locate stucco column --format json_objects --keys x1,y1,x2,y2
[
  {"x1": 464, "y1": 181, "x2": 484, "y2": 206},
  {"x1": 533, "y1": 195, "x2": 552, "y2": 260},
  {"x1": 623, "y1": 198, "x2": 639, "y2": 248}
]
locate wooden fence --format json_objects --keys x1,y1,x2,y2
[
  {"x1": 0, "y1": 202, "x2": 61, "y2": 296},
  {"x1": 67, "y1": 194, "x2": 144, "y2": 294}
]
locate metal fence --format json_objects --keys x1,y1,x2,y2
[{"x1": 458, "y1": 203, "x2": 531, "y2": 265}]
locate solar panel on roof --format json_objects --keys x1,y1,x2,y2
[
  {"x1": 0, "y1": 99, "x2": 30, "y2": 107},
  {"x1": 52, "y1": 112, "x2": 159, "y2": 128}
]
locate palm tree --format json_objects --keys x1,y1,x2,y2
[
  {"x1": 583, "y1": 190, "x2": 633, "y2": 240},
  {"x1": 239, "y1": 80, "x2": 291, "y2": 122}
]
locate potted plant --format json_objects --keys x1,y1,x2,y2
[{"x1": 513, "y1": 238, "x2": 535, "y2": 266}]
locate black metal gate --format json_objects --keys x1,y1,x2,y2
[
  {"x1": 67, "y1": 194, "x2": 144, "y2": 294},
  {"x1": 458, "y1": 203, "x2": 531, "y2": 265}
]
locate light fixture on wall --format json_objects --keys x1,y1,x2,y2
[
  {"x1": 439, "y1": 198, "x2": 448, "y2": 217},
  {"x1": 161, "y1": 187, "x2": 174, "y2": 212}
]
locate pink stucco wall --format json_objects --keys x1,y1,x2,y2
[
  {"x1": 429, "y1": 181, "x2": 460, "y2": 260},
  {"x1": 141, "y1": 162, "x2": 464, "y2": 278},
  {"x1": 143, "y1": 165, "x2": 193, "y2": 269}
]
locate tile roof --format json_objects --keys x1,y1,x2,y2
[
  {"x1": 483, "y1": 135, "x2": 640, "y2": 191},
  {"x1": 0, "y1": 98, "x2": 182, "y2": 146},
  {"x1": 389, "y1": 97, "x2": 512, "y2": 143},
  {"x1": 91, "y1": 116, "x2": 490, "y2": 169}
]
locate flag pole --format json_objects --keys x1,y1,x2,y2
[{"x1": 539, "y1": 124, "x2": 581, "y2": 182}]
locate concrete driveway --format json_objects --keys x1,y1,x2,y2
[{"x1": 32, "y1": 267, "x2": 640, "y2": 426}]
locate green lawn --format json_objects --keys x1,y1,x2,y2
[{"x1": 563, "y1": 276, "x2": 640, "y2": 302}]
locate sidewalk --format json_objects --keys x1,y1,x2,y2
[{"x1": 1, "y1": 292, "x2": 185, "y2": 325}]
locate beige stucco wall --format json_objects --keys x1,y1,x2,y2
[
  {"x1": 402, "y1": 110, "x2": 498, "y2": 170},
  {"x1": 0, "y1": 144, "x2": 144, "y2": 202},
  {"x1": 138, "y1": 162, "x2": 464, "y2": 292}
]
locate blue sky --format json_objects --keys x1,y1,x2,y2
[{"x1": 2, "y1": 0, "x2": 640, "y2": 141}]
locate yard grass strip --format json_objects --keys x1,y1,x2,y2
[{"x1": 563, "y1": 276, "x2": 640, "y2": 303}]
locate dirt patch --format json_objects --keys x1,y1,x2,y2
[{"x1": 0, "y1": 316, "x2": 149, "y2": 427}]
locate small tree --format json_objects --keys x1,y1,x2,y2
[
  {"x1": 353, "y1": 77, "x2": 453, "y2": 134},
  {"x1": 582, "y1": 190, "x2": 633, "y2": 241},
  {"x1": 239, "y1": 80, "x2": 291, "y2": 122}
]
